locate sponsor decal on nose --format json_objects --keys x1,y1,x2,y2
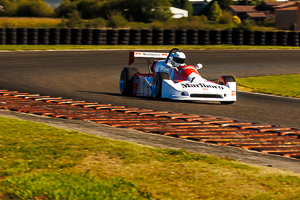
[{"x1": 181, "y1": 83, "x2": 224, "y2": 90}]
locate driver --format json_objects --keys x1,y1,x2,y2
[{"x1": 170, "y1": 51, "x2": 186, "y2": 67}]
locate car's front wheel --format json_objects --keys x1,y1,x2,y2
[
  {"x1": 120, "y1": 67, "x2": 139, "y2": 96},
  {"x1": 217, "y1": 76, "x2": 236, "y2": 86},
  {"x1": 152, "y1": 72, "x2": 170, "y2": 99},
  {"x1": 217, "y1": 76, "x2": 236, "y2": 105}
]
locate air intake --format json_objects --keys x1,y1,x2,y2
[{"x1": 190, "y1": 94, "x2": 222, "y2": 98}]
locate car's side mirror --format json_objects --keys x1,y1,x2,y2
[{"x1": 195, "y1": 63, "x2": 203, "y2": 70}]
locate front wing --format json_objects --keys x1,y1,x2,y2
[{"x1": 161, "y1": 80, "x2": 236, "y2": 102}]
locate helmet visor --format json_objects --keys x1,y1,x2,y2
[{"x1": 173, "y1": 57, "x2": 185, "y2": 64}]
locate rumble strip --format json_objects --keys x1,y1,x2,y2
[{"x1": 0, "y1": 90, "x2": 300, "y2": 159}]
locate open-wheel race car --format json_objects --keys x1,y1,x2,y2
[{"x1": 120, "y1": 48, "x2": 236, "y2": 104}]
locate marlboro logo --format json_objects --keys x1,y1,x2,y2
[{"x1": 134, "y1": 52, "x2": 168, "y2": 58}]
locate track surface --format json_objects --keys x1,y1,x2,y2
[{"x1": 0, "y1": 50, "x2": 299, "y2": 128}]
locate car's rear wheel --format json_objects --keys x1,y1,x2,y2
[
  {"x1": 120, "y1": 67, "x2": 139, "y2": 96},
  {"x1": 152, "y1": 72, "x2": 170, "y2": 99},
  {"x1": 217, "y1": 76, "x2": 236, "y2": 105}
]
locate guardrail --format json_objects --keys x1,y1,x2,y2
[{"x1": 0, "y1": 28, "x2": 299, "y2": 46}]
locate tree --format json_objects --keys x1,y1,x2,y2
[
  {"x1": 208, "y1": 1, "x2": 222, "y2": 22},
  {"x1": 107, "y1": 12, "x2": 128, "y2": 28},
  {"x1": 66, "y1": 10, "x2": 84, "y2": 27},
  {"x1": 16, "y1": 0, "x2": 54, "y2": 17},
  {"x1": 0, "y1": 0, "x2": 18, "y2": 16},
  {"x1": 232, "y1": 15, "x2": 241, "y2": 24},
  {"x1": 76, "y1": 0, "x2": 103, "y2": 19},
  {"x1": 55, "y1": 0, "x2": 78, "y2": 18},
  {"x1": 101, "y1": 0, "x2": 172, "y2": 22},
  {"x1": 243, "y1": 0, "x2": 249, "y2": 5},
  {"x1": 216, "y1": 0, "x2": 233, "y2": 10},
  {"x1": 0, "y1": 0, "x2": 54, "y2": 17},
  {"x1": 218, "y1": 11, "x2": 233, "y2": 24},
  {"x1": 55, "y1": 0, "x2": 172, "y2": 22}
]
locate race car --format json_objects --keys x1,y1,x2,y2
[{"x1": 119, "y1": 48, "x2": 236, "y2": 104}]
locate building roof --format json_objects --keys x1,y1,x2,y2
[
  {"x1": 276, "y1": 6, "x2": 298, "y2": 11},
  {"x1": 261, "y1": 1, "x2": 287, "y2": 6},
  {"x1": 273, "y1": 1, "x2": 297, "y2": 9},
  {"x1": 246, "y1": 12, "x2": 267, "y2": 18},
  {"x1": 170, "y1": 7, "x2": 188, "y2": 18},
  {"x1": 228, "y1": 5, "x2": 257, "y2": 13}
]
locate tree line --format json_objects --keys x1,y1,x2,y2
[
  {"x1": 0, "y1": 0, "x2": 194, "y2": 22},
  {"x1": 0, "y1": 0, "x2": 271, "y2": 29}
]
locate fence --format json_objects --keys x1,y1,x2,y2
[{"x1": 1, "y1": 28, "x2": 300, "y2": 46}]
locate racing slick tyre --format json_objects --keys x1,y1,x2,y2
[
  {"x1": 120, "y1": 67, "x2": 139, "y2": 96},
  {"x1": 152, "y1": 72, "x2": 171, "y2": 100},
  {"x1": 217, "y1": 76, "x2": 236, "y2": 105}
]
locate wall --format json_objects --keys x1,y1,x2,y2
[
  {"x1": 0, "y1": 28, "x2": 299, "y2": 46},
  {"x1": 275, "y1": 10, "x2": 297, "y2": 30}
]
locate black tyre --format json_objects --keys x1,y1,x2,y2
[
  {"x1": 217, "y1": 76, "x2": 236, "y2": 104},
  {"x1": 152, "y1": 72, "x2": 171, "y2": 99},
  {"x1": 120, "y1": 67, "x2": 139, "y2": 96},
  {"x1": 217, "y1": 76, "x2": 235, "y2": 85}
]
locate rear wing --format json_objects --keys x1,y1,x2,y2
[{"x1": 129, "y1": 51, "x2": 168, "y2": 66}]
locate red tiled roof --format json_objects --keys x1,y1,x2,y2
[
  {"x1": 246, "y1": 12, "x2": 267, "y2": 18},
  {"x1": 273, "y1": 1, "x2": 297, "y2": 8},
  {"x1": 228, "y1": 5, "x2": 257, "y2": 12},
  {"x1": 262, "y1": 1, "x2": 287, "y2": 6},
  {"x1": 276, "y1": 6, "x2": 298, "y2": 10}
]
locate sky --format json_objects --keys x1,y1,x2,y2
[{"x1": 43, "y1": 0, "x2": 63, "y2": 7}]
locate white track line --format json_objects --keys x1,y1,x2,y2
[{"x1": 237, "y1": 90, "x2": 300, "y2": 100}]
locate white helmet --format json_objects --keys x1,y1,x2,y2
[{"x1": 171, "y1": 51, "x2": 186, "y2": 67}]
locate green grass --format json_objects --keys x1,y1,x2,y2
[
  {"x1": 0, "y1": 117, "x2": 300, "y2": 199},
  {"x1": 2, "y1": 45, "x2": 300, "y2": 51},
  {"x1": 237, "y1": 74, "x2": 300, "y2": 98},
  {"x1": 4, "y1": 173, "x2": 145, "y2": 200},
  {"x1": 0, "y1": 17, "x2": 62, "y2": 28}
]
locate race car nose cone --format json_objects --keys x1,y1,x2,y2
[{"x1": 181, "y1": 91, "x2": 189, "y2": 96}]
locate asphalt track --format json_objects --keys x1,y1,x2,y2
[{"x1": 0, "y1": 50, "x2": 299, "y2": 128}]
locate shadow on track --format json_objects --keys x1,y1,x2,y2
[
  {"x1": 76, "y1": 90, "x2": 221, "y2": 105},
  {"x1": 76, "y1": 90, "x2": 121, "y2": 97}
]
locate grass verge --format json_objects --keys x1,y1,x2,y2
[
  {"x1": 237, "y1": 74, "x2": 300, "y2": 98},
  {"x1": 0, "y1": 17, "x2": 62, "y2": 28},
  {"x1": 0, "y1": 117, "x2": 300, "y2": 199},
  {"x1": 2, "y1": 45, "x2": 300, "y2": 51}
]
